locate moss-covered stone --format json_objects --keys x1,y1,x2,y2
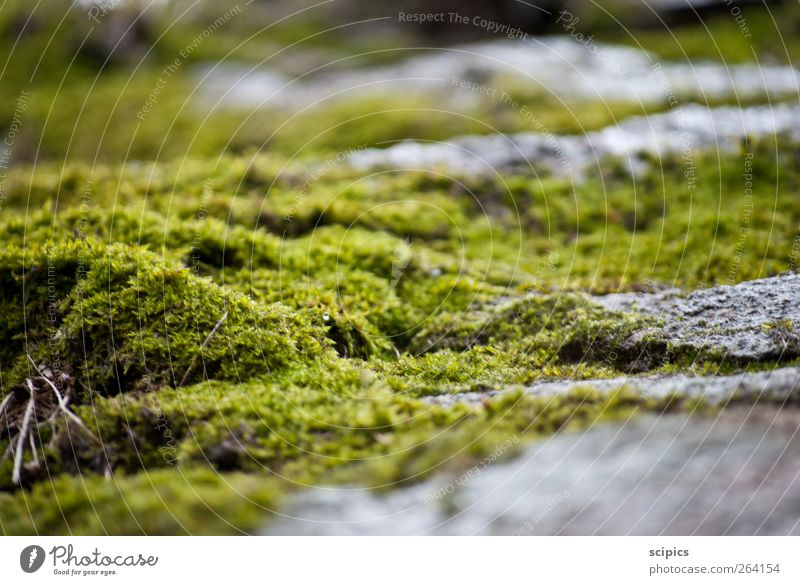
[{"x1": 0, "y1": 384, "x2": 660, "y2": 534}]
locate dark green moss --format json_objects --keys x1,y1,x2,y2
[{"x1": 0, "y1": 240, "x2": 333, "y2": 397}]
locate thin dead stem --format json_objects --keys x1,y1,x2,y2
[
  {"x1": 12, "y1": 385, "x2": 36, "y2": 485},
  {"x1": 179, "y1": 311, "x2": 228, "y2": 387},
  {"x1": 0, "y1": 390, "x2": 12, "y2": 420},
  {"x1": 27, "y1": 355, "x2": 100, "y2": 444}
]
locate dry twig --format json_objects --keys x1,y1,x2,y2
[
  {"x1": 12, "y1": 384, "x2": 36, "y2": 485},
  {"x1": 0, "y1": 390, "x2": 12, "y2": 420},
  {"x1": 27, "y1": 355, "x2": 100, "y2": 444},
  {"x1": 179, "y1": 311, "x2": 228, "y2": 387}
]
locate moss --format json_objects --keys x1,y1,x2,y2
[
  {"x1": 0, "y1": 467, "x2": 285, "y2": 535},
  {"x1": 405, "y1": 291, "x2": 664, "y2": 372},
  {"x1": 0, "y1": 383, "x2": 661, "y2": 534},
  {"x1": 0, "y1": 240, "x2": 333, "y2": 397},
  {"x1": 12, "y1": 136, "x2": 800, "y2": 294},
  {"x1": 1, "y1": 139, "x2": 796, "y2": 414},
  {"x1": 593, "y1": 5, "x2": 800, "y2": 65}
]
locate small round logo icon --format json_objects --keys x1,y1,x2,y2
[{"x1": 20, "y1": 545, "x2": 45, "y2": 573}]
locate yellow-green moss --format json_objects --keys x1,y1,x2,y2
[{"x1": 0, "y1": 385, "x2": 660, "y2": 534}]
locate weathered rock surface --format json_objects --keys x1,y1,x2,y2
[
  {"x1": 349, "y1": 102, "x2": 800, "y2": 176},
  {"x1": 595, "y1": 273, "x2": 800, "y2": 362},
  {"x1": 267, "y1": 271, "x2": 800, "y2": 533},
  {"x1": 196, "y1": 37, "x2": 800, "y2": 110},
  {"x1": 529, "y1": 367, "x2": 800, "y2": 403},
  {"x1": 425, "y1": 366, "x2": 800, "y2": 408},
  {"x1": 196, "y1": 35, "x2": 800, "y2": 179},
  {"x1": 264, "y1": 408, "x2": 800, "y2": 535},
  {"x1": 426, "y1": 274, "x2": 800, "y2": 408}
]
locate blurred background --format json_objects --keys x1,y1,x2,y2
[{"x1": 1, "y1": 0, "x2": 797, "y2": 165}]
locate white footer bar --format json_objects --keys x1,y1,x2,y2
[{"x1": 1, "y1": 536, "x2": 797, "y2": 583}]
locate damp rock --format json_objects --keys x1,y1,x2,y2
[{"x1": 264, "y1": 408, "x2": 800, "y2": 535}]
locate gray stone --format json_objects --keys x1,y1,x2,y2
[
  {"x1": 425, "y1": 366, "x2": 800, "y2": 408},
  {"x1": 424, "y1": 274, "x2": 800, "y2": 408},
  {"x1": 525, "y1": 367, "x2": 800, "y2": 403},
  {"x1": 349, "y1": 102, "x2": 800, "y2": 177},
  {"x1": 195, "y1": 36, "x2": 800, "y2": 179},
  {"x1": 196, "y1": 37, "x2": 800, "y2": 111},
  {"x1": 425, "y1": 389, "x2": 503, "y2": 408},
  {"x1": 264, "y1": 408, "x2": 800, "y2": 535},
  {"x1": 595, "y1": 273, "x2": 800, "y2": 361}
]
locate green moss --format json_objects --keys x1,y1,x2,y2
[
  {"x1": 0, "y1": 383, "x2": 661, "y2": 534},
  {"x1": 0, "y1": 240, "x2": 333, "y2": 396},
  {"x1": 0, "y1": 467, "x2": 285, "y2": 535},
  {"x1": 0, "y1": 157, "x2": 793, "y2": 531}
]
